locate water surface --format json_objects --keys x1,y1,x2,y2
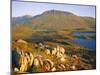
[{"x1": 67, "y1": 32, "x2": 96, "y2": 51}]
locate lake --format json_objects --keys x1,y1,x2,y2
[
  {"x1": 67, "y1": 32, "x2": 96, "y2": 51},
  {"x1": 73, "y1": 32, "x2": 96, "y2": 36}
]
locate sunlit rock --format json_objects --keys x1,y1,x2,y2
[
  {"x1": 71, "y1": 65, "x2": 76, "y2": 70},
  {"x1": 29, "y1": 52, "x2": 34, "y2": 66},
  {"x1": 14, "y1": 67, "x2": 19, "y2": 72},
  {"x1": 33, "y1": 55, "x2": 43, "y2": 67},
  {"x1": 51, "y1": 67, "x2": 56, "y2": 72},
  {"x1": 59, "y1": 47, "x2": 65, "y2": 54},
  {"x1": 33, "y1": 58, "x2": 40, "y2": 67},
  {"x1": 52, "y1": 48, "x2": 57, "y2": 55},
  {"x1": 45, "y1": 49, "x2": 50, "y2": 55},
  {"x1": 43, "y1": 59, "x2": 54, "y2": 71},
  {"x1": 56, "y1": 64, "x2": 66, "y2": 71},
  {"x1": 16, "y1": 39, "x2": 28, "y2": 44},
  {"x1": 19, "y1": 53, "x2": 28, "y2": 72}
]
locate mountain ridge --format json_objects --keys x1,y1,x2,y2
[{"x1": 12, "y1": 10, "x2": 96, "y2": 30}]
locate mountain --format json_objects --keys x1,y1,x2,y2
[
  {"x1": 12, "y1": 10, "x2": 96, "y2": 30},
  {"x1": 82, "y1": 17, "x2": 96, "y2": 28},
  {"x1": 12, "y1": 15, "x2": 33, "y2": 25}
]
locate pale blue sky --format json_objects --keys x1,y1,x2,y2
[{"x1": 12, "y1": 1, "x2": 96, "y2": 18}]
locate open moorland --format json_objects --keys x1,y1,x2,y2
[{"x1": 12, "y1": 10, "x2": 96, "y2": 74}]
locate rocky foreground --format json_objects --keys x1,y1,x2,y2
[{"x1": 12, "y1": 39, "x2": 96, "y2": 74}]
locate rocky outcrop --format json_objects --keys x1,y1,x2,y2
[
  {"x1": 12, "y1": 40, "x2": 94, "y2": 74},
  {"x1": 12, "y1": 47, "x2": 34, "y2": 73}
]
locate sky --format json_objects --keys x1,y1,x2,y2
[{"x1": 12, "y1": 1, "x2": 96, "y2": 18}]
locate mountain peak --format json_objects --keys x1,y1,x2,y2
[
  {"x1": 22, "y1": 15, "x2": 33, "y2": 18},
  {"x1": 42, "y1": 10, "x2": 74, "y2": 15}
]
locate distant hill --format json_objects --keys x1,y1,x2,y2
[
  {"x1": 82, "y1": 17, "x2": 96, "y2": 28},
  {"x1": 12, "y1": 10, "x2": 96, "y2": 30},
  {"x1": 12, "y1": 15, "x2": 33, "y2": 25}
]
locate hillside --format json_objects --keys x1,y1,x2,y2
[
  {"x1": 12, "y1": 10, "x2": 96, "y2": 31},
  {"x1": 12, "y1": 10, "x2": 96, "y2": 40},
  {"x1": 12, "y1": 15, "x2": 33, "y2": 25}
]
